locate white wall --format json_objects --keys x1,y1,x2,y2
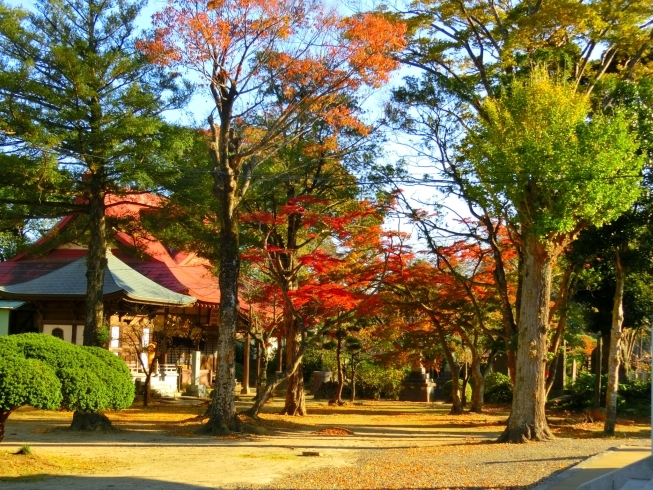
[{"x1": 42, "y1": 324, "x2": 81, "y2": 344}]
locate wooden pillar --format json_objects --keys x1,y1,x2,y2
[{"x1": 241, "y1": 332, "x2": 251, "y2": 394}]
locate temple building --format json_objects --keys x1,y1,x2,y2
[{"x1": 0, "y1": 194, "x2": 239, "y2": 372}]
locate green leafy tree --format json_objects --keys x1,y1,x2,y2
[
  {"x1": 0, "y1": 0, "x2": 189, "y2": 345},
  {"x1": 389, "y1": 0, "x2": 653, "y2": 442},
  {"x1": 460, "y1": 72, "x2": 644, "y2": 441}
]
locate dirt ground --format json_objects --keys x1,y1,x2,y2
[{"x1": 0, "y1": 397, "x2": 649, "y2": 489}]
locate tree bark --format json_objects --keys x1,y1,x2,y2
[
  {"x1": 594, "y1": 336, "x2": 603, "y2": 409},
  {"x1": 282, "y1": 315, "x2": 306, "y2": 415},
  {"x1": 246, "y1": 339, "x2": 307, "y2": 418},
  {"x1": 0, "y1": 409, "x2": 13, "y2": 443},
  {"x1": 144, "y1": 372, "x2": 151, "y2": 407},
  {"x1": 207, "y1": 205, "x2": 240, "y2": 433},
  {"x1": 499, "y1": 235, "x2": 554, "y2": 443},
  {"x1": 84, "y1": 192, "x2": 107, "y2": 347},
  {"x1": 469, "y1": 357, "x2": 484, "y2": 413},
  {"x1": 605, "y1": 248, "x2": 625, "y2": 435},
  {"x1": 448, "y1": 362, "x2": 463, "y2": 414},
  {"x1": 350, "y1": 354, "x2": 357, "y2": 402},
  {"x1": 331, "y1": 332, "x2": 344, "y2": 405}
]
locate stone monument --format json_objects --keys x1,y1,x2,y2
[{"x1": 399, "y1": 358, "x2": 436, "y2": 402}]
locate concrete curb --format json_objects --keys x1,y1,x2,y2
[
  {"x1": 577, "y1": 455, "x2": 653, "y2": 490},
  {"x1": 533, "y1": 446, "x2": 651, "y2": 490},
  {"x1": 532, "y1": 447, "x2": 622, "y2": 490}
]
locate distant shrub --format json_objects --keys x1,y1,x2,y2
[
  {"x1": 314, "y1": 380, "x2": 351, "y2": 400},
  {"x1": 354, "y1": 362, "x2": 407, "y2": 400},
  {"x1": 442, "y1": 380, "x2": 472, "y2": 403},
  {"x1": 484, "y1": 372, "x2": 512, "y2": 404},
  {"x1": 565, "y1": 372, "x2": 606, "y2": 408}
]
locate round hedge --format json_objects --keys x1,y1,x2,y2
[
  {"x1": 0, "y1": 353, "x2": 63, "y2": 412},
  {"x1": 0, "y1": 333, "x2": 134, "y2": 412}
]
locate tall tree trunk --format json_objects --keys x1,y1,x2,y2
[
  {"x1": 350, "y1": 355, "x2": 357, "y2": 402},
  {"x1": 256, "y1": 339, "x2": 269, "y2": 401},
  {"x1": 0, "y1": 409, "x2": 13, "y2": 443},
  {"x1": 594, "y1": 336, "x2": 603, "y2": 409},
  {"x1": 482, "y1": 217, "x2": 518, "y2": 383},
  {"x1": 448, "y1": 362, "x2": 463, "y2": 414},
  {"x1": 429, "y1": 312, "x2": 463, "y2": 414},
  {"x1": 282, "y1": 316, "x2": 306, "y2": 415},
  {"x1": 207, "y1": 206, "x2": 240, "y2": 433},
  {"x1": 76, "y1": 190, "x2": 111, "y2": 431},
  {"x1": 499, "y1": 236, "x2": 554, "y2": 443},
  {"x1": 461, "y1": 363, "x2": 469, "y2": 408},
  {"x1": 144, "y1": 372, "x2": 151, "y2": 407},
  {"x1": 605, "y1": 248, "x2": 625, "y2": 435},
  {"x1": 331, "y1": 333, "x2": 344, "y2": 405},
  {"x1": 84, "y1": 192, "x2": 107, "y2": 347},
  {"x1": 469, "y1": 357, "x2": 484, "y2": 413},
  {"x1": 246, "y1": 339, "x2": 307, "y2": 418}
]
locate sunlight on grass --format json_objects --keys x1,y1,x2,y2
[{"x1": 0, "y1": 451, "x2": 118, "y2": 480}]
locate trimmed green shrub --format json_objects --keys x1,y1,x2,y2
[
  {"x1": 0, "y1": 334, "x2": 135, "y2": 442},
  {"x1": 484, "y1": 372, "x2": 512, "y2": 403},
  {"x1": 1, "y1": 334, "x2": 134, "y2": 412},
  {"x1": 442, "y1": 379, "x2": 472, "y2": 403}
]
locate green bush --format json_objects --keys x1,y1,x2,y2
[
  {"x1": 560, "y1": 373, "x2": 650, "y2": 415},
  {"x1": 565, "y1": 372, "x2": 606, "y2": 408},
  {"x1": 442, "y1": 379, "x2": 472, "y2": 403},
  {"x1": 354, "y1": 362, "x2": 406, "y2": 400},
  {"x1": 484, "y1": 372, "x2": 512, "y2": 403},
  {"x1": 0, "y1": 334, "x2": 135, "y2": 442},
  {"x1": 0, "y1": 354, "x2": 63, "y2": 413}
]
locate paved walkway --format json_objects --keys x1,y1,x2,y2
[{"x1": 539, "y1": 446, "x2": 652, "y2": 490}]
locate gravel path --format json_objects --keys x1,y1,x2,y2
[{"x1": 264, "y1": 439, "x2": 649, "y2": 489}]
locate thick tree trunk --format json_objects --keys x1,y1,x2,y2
[
  {"x1": 70, "y1": 410, "x2": 111, "y2": 431},
  {"x1": 143, "y1": 372, "x2": 151, "y2": 407},
  {"x1": 84, "y1": 192, "x2": 107, "y2": 347},
  {"x1": 0, "y1": 409, "x2": 13, "y2": 443},
  {"x1": 605, "y1": 248, "x2": 625, "y2": 435},
  {"x1": 470, "y1": 358, "x2": 484, "y2": 413},
  {"x1": 499, "y1": 236, "x2": 554, "y2": 443},
  {"x1": 207, "y1": 213, "x2": 240, "y2": 433},
  {"x1": 282, "y1": 316, "x2": 306, "y2": 415},
  {"x1": 448, "y1": 364, "x2": 463, "y2": 414}
]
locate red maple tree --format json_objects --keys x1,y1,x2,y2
[{"x1": 139, "y1": 0, "x2": 405, "y2": 431}]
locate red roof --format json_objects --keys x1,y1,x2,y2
[{"x1": 0, "y1": 194, "x2": 222, "y2": 306}]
